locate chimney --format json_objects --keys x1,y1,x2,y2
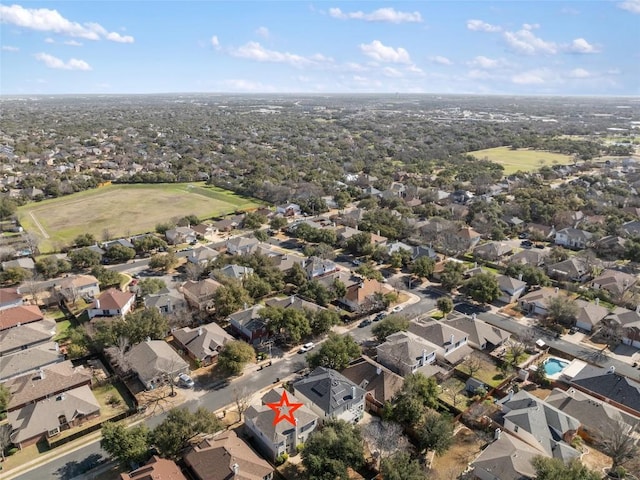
[
  {"x1": 290, "y1": 296, "x2": 295, "y2": 305},
  {"x1": 198, "y1": 327, "x2": 203, "y2": 336},
  {"x1": 145, "y1": 336, "x2": 151, "y2": 343},
  {"x1": 555, "y1": 287, "x2": 559, "y2": 294},
  {"x1": 608, "y1": 365, "x2": 615, "y2": 374},
  {"x1": 54, "y1": 342, "x2": 60, "y2": 352},
  {"x1": 507, "y1": 389, "x2": 514, "y2": 401},
  {"x1": 95, "y1": 299, "x2": 100, "y2": 309},
  {"x1": 518, "y1": 273, "x2": 523, "y2": 281},
  {"x1": 595, "y1": 297, "x2": 600, "y2": 306},
  {"x1": 494, "y1": 428, "x2": 502, "y2": 440},
  {"x1": 38, "y1": 368, "x2": 45, "y2": 380},
  {"x1": 450, "y1": 334, "x2": 455, "y2": 345},
  {"x1": 422, "y1": 349, "x2": 427, "y2": 364},
  {"x1": 351, "y1": 385, "x2": 356, "y2": 399},
  {"x1": 232, "y1": 463, "x2": 239, "y2": 476},
  {"x1": 376, "y1": 366, "x2": 382, "y2": 375}
]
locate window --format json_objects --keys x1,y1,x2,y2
[
  {"x1": 48, "y1": 428, "x2": 60, "y2": 437},
  {"x1": 513, "y1": 425, "x2": 519, "y2": 432}
]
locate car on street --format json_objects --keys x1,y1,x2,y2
[
  {"x1": 391, "y1": 305, "x2": 404, "y2": 313},
  {"x1": 358, "y1": 319, "x2": 372, "y2": 328},
  {"x1": 374, "y1": 312, "x2": 386, "y2": 322},
  {"x1": 299, "y1": 342, "x2": 315, "y2": 353},
  {"x1": 520, "y1": 240, "x2": 533, "y2": 248},
  {"x1": 352, "y1": 259, "x2": 362, "y2": 266},
  {"x1": 178, "y1": 373, "x2": 195, "y2": 388}
]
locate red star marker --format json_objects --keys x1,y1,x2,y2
[{"x1": 266, "y1": 390, "x2": 303, "y2": 426}]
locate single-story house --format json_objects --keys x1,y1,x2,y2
[
  {"x1": 496, "y1": 275, "x2": 527, "y2": 304},
  {"x1": 172, "y1": 323, "x2": 234, "y2": 366},
  {"x1": 121, "y1": 456, "x2": 187, "y2": 480},
  {"x1": 0, "y1": 318, "x2": 56, "y2": 356},
  {"x1": 591, "y1": 269, "x2": 637, "y2": 297},
  {"x1": 123, "y1": 340, "x2": 189, "y2": 390},
  {"x1": 87, "y1": 288, "x2": 135, "y2": 319}
]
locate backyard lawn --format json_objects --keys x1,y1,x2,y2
[{"x1": 457, "y1": 353, "x2": 507, "y2": 388}]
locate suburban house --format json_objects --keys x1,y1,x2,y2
[
  {"x1": 87, "y1": 288, "x2": 135, "y2": 319},
  {"x1": 0, "y1": 318, "x2": 56, "y2": 356},
  {"x1": 519, "y1": 287, "x2": 564, "y2": 316},
  {"x1": 292, "y1": 367, "x2": 366, "y2": 424},
  {"x1": 3, "y1": 360, "x2": 92, "y2": 412},
  {"x1": 574, "y1": 299, "x2": 609, "y2": 332},
  {"x1": 408, "y1": 319, "x2": 471, "y2": 365},
  {"x1": 340, "y1": 356, "x2": 404, "y2": 415},
  {"x1": 0, "y1": 341, "x2": 65, "y2": 382},
  {"x1": 192, "y1": 223, "x2": 218, "y2": 241},
  {"x1": 121, "y1": 456, "x2": 187, "y2": 480},
  {"x1": 508, "y1": 248, "x2": 548, "y2": 267},
  {"x1": 187, "y1": 245, "x2": 220, "y2": 266},
  {"x1": 376, "y1": 331, "x2": 438, "y2": 377},
  {"x1": 546, "y1": 257, "x2": 591, "y2": 283},
  {"x1": 304, "y1": 256, "x2": 339, "y2": 280},
  {"x1": 0, "y1": 287, "x2": 24, "y2": 310},
  {"x1": 102, "y1": 238, "x2": 135, "y2": 250},
  {"x1": 411, "y1": 244, "x2": 438, "y2": 261},
  {"x1": 2, "y1": 257, "x2": 35, "y2": 271},
  {"x1": 8, "y1": 385, "x2": 100, "y2": 449},
  {"x1": 471, "y1": 430, "x2": 542, "y2": 480},
  {"x1": 595, "y1": 235, "x2": 627, "y2": 260},
  {"x1": 172, "y1": 323, "x2": 233, "y2": 366},
  {"x1": 338, "y1": 278, "x2": 394, "y2": 313},
  {"x1": 276, "y1": 203, "x2": 301, "y2": 217},
  {"x1": 602, "y1": 307, "x2": 640, "y2": 348},
  {"x1": 244, "y1": 388, "x2": 318, "y2": 462},
  {"x1": 183, "y1": 430, "x2": 273, "y2": 480},
  {"x1": 496, "y1": 275, "x2": 527, "y2": 304},
  {"x1": 473, "y1": 242, "x2": 514, "y2": 262},
  {"x1": 264, "y1": 295, "x2": 326, "y2": 314},
  {"x1": 225, "y1": 236, "x2": 260, "y2": 255},
  {"x1": 545, "y1": 387, "x2": 640, "y2": 445},
  {"x1": 269, "y1": 253, "x2": 306, "y2": 274},
  {"x1": 0, "y1": 304, "x2": 44, "y2": 331},
  {"x1": 228, "y1": 305, "x2": 268, "y2": 345},
  {"x1": 498, "y1": 389, "x2": 581, "y2": 462},
  {"x1": 386, "y1": 241, "x2": 413, "y2": 256},
  {"x1": 554, "y1": 227, "x2": 593, "y2": 249},
  {"x1": 165, "y1": 226, "x2": 197, "y2": 245},
  {"x1": 443, "y1": 313, "x2": 510, "y2": 351},
  {"x1": 591, "y1": 269, "x2": 637, "y2": 297},
  {"x1": 57, "y1": 275, "x2": 100, "y2": 302},
  {"x1": 621, "y1": 220, "x2": 640, "y2": 238},
  {"x1": 212, "y1": 218, "x2": 238, "y2": 233},
  {"x1": 123, "y1": 340, "x2": 189, "y2": 390},
  {"x1": 143, "y1": 289, "x2": 185, "y2": 315},
  {"x1": 181, "y1": 279, "x2": 222, "y2": 311},
  {"x1": 215, "y1": 264, "x2": 255, "y2": 281},
  {"x1": 452, "y1": 226, "x2": 481, "y2": 252}
]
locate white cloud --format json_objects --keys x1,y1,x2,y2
[
  {"x1": 467, "y1": 55, "x2": 503, "y2": 69},
  {"x1": 619, "y1": 0, "x2": 640, "y2": 13},
  {"x1": 44, "y1": 37, "x2": 55, "y2": 44},
  {"x1": 223, "y1": 79, "x2": 276, "y2": 92},
  {"x1": 230, "y1": 41, "x2": 321, "y2": 67},
  {"x1": 512, "y1": 69, "x2": 550, "y2": 84},
  {"x1": 569, "y1": 68, "x2": 591, "y2": 78},
  {"x1": 211, "y1": 35, "x2": 221, "y2": 50},
  {"x1": 406, "y1": 64, "x2": 424, "y2": 74},
  {"x1": 566, "y1": 38, "x2": 599, "y2": 53},
  {"x1": 466, "y1": 19, "x2": 502, "y2": 32},
  {"x1": 255, "y1": 26, "x2": 270, "y2": 38},
  {"x1": 34, "y1": 52, "x2": 92, "y2": 70},
  {"x1": 1, "y1": 45, "x2": 19, "y2": 52},
  {"x1": 329, "y1": 7, "x2": 422, "y2": 23},
  {"x1": 429, "y1": 55, "x2": 452, "y2": 65},
  {"x1": 383, "y1": 67, "x2": 403, "y2": 78},
  {"x1": 504, "y1": 27, "x2": 558, "y2": 55},
  {"x1": 468, "y1": 69, "x2": 495, "y2": 80},
  {"x1": 359, "y1": 40, "x2": 411, "y2": 63},
  {"x1": 0, "y1": 4, "x2": 134, "y2": 42},
  {"x1": 64, "y1": 40, "x2": 82, "y2": 46}
]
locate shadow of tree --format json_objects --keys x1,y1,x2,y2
[
  {"x1": 576, "y1": 347, "x2": 609, "y2": 366},
  {"x1": 56, "y1": 453, "x2": 104, "y2": 480}
]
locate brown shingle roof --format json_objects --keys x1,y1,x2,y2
[
  {"x1": 121, "y1": 455, "x2": 187, "y2": 480},
  {"x1": 0, "y1": 305, "x2": 44, "y2": 331},
  {"x1": 0, "y1": 287, "x2": 22, "y2": 305},
  {"x1": 91, "y1": 288, "x2": 134, "y2": 310}
]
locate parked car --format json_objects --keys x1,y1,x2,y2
[
  {"x1": 374, "y1": 312, "x2": 386, "y2": 322},
  {"x1": 358, "y1": 319, "x2": 372, "y2": 328},
  {"x1": 391, "y1": 305, "x2": 404, "y2": 313},
  {"x1": 178, "y1": 373, "x2": 195, "y2": 388},
  {"x1": 520, "y1": 240, "x2": 533, "y2": 248},
  {"x1": 534, "y1": 243, "x2": 545, "y2": 249},
  {"x1": 299, "y1": 342, "x2": 315, "y2": 353}
]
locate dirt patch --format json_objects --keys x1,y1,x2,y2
[
  {"x1": 581, "y1": 444, "x2": 612, "y2": 475},
  {"x1": 428, "y1": 426, "x2": 487, "y2": 480},
  {"x1": 499, "y1": 304, "x2": 524, "y2": 318}
]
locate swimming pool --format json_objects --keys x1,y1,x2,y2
[{"x1": 543, "y1": 357, "x2": 569, "y2": 376}]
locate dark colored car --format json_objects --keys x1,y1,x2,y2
[
  {"x1": 374, "y1": 313, "x2": 386, "y2": 322},
  {"x1": 520, "y1": 240, "x2": 533, "y2": 248},
  {"x1": 358, "y1": 319, "x2": 372, "y2": 328}
]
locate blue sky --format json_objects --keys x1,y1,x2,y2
[{"x1": 1, "y1": 1, "x2": 639, "y2": 95}]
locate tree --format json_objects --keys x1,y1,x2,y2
[
  {"x1": 212, "y1": 281, "x2": 252, "y2": 318},
  {"x1": 532, "y1": 457, "x2": 601, "y2": 480},
  {"x1": 600, "y1": 419, "x2": 638, "y2": 473},
  {"x1": 504, "y1": 263, "x2": 551, "y2": 287},
  {"x1": 68, "y1": 247, "x2": 101, "y2": 269},
  {"x1": 217, "y1": 340, "x2": 256, "y2": 376},
  {"x1": 362, "y1": 420, "x2": 408, "y2": 469},
  {"x1": 344, "y1": 231, "x2": 373, "y2": 257},
  {"x1": 302, "y1": 419, "x2": 365, "y2": 480},
  {"x1": 440, "y1": 261, "x2": 465, "y2": 291},
  {"x1": 436, "y1": 296, "x2": 454, "y2": 318},
  {"x1": 0, "y1": 423, "x2": 11, "y2": 461},
  {"x1": 411, "y1": 256, "x2": 435, "y2": 279},
  {"x1": 546, "y1": 296, "x2": 578, "y2": 327},
  {"x1": 133, "y1": 236, "x2": 167, "y2": 254},
  {"x1": 74, "y1": 233, "x2": 96, "y2": 247},
  {"x1": 380, "y1": 451, "x2": 427, "y2": 480},
  {"x1": 504, "y1": 338, "x2": 526, "y2": 368},
  {"x1": 35, "y1": 256, "x2": 71, "y2": 279},
  {"x1": 391, "y1": 373, "x2": 439, "y2": 426},
  {"x1": 0, "y1": 383, "x2": 10, "y2": 412},
  {"x1": 270, "y1": 216, "x2": 288, "y2": 231},
  {"x1": 91, "y1": 265, "x2": 121, "y2": 287},
  {"x1": 151, "y1": 407, "x2": 223, "y2": 459},
  {"x1": 243, "y1": 211, "x2": 267, "y2": 230},
  {"x1": 121, "y1": 308, "x2": 169, "y2": 344},
  {"x1": 233, "y1": 386, "x2": 252, "y2": 422},
  {"x1": 101, "y1": 422, "x2": 150, "y2": 467},
  {"x1": 0, "y1": 266, "x2": 31, "y2": 286},
  {"x1": 286, "y1": 262, "x2": 308, "y2": 288},
  {"x1": 137, "y1": 277, "x2": 166, "y2": 297},
  {"x1": 415, "y1": 409, "x2": 454, "y2": 456},
  {"x1": 356, "y1": 263, "x2": 384, "y2": 282},
  {"x1": 243, "y1": 274, "x2": 272, "y2": 300},
  {"x1": 0, "y1": 196, "x2": 17, "y2": 220},
  {"x1": 309, "y1": 309, "x2": 340, "y2": 336},
  {"x1": 299, "y1": 280, "x2": 333, "y2": 307},
  {"x1": 266, "y1": 307, "x2": 311, "y2": 344},
  {"x1": 465, "y1": 273, "x2": 501, "y2": 304},
  {"x1": 307, "y1": 333, "x2": 361, "y2": 370},
  {"x1": 372, "y1": 314, "x2": 409, "y2": 343},
  {"x1": 461, "y1": 356, "x2": 483, "y2": 379},
  {"x1": 253, "y1": 229, "x2": 269, "y2": 243},
  {"x1": 149, "y1": 251, "x2": 178, "y2": 272}
]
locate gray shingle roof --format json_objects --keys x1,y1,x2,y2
[
  {"x1": 571, "y1": 365, "x2": 640, "y2": 414},
  {"x1": 124, "y1": 340, "x2": 188, "y2": 385},
  {"x1": 173, "y1": 323, "x2": 233, "y2": 361},
  {"x1": 0, "y1": 341, "x2": 64, "y2": 381},
  {"x1": 293, "y1": 367, "x2": 366, "y2": 416}
]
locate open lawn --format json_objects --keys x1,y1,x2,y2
[
  {"x1": 468, "y1": 146, "x2": 574, "y2": 174},
  {"x1": 17, "y1": 182, "x2": 261, "y2": 253}
]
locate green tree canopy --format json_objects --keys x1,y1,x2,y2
[
  {"x1": 436, "y1": 296, "x2": 454, "y2": 317},
  {"x1": 243, "y1": 211, "x2": 267, "y2": 230},
  {"x1": 546, "y1": 296, "x2": 578, "y2": 327},
  {"x1": 101, "y1": 422, "x2": 150, "y2": 467},
  {"x1": 137, "y1": 277, "x2": 166, "y2": 297},
  {"x1": 151, "y1": 407, "x2": 223, "y2": 459},
  {"x1": 302, "y1": 419, "x2": 365, "y2": 480},
  {"x1": 68, "y1": 247, "x2": 101, "y2": 269},
  {"x1": 212, "y1": 280, "x2": 252, "y2": 318},
  {"x1": 264, "y1": 306, "x2": 311, "y2": 344},
  {"x1": 104, "y1": 244, "x2": 137, "y2": 263},
  {"x1": 465, "y1": 272, "x2": 501, "y2": 304},
  {"x1": 148, "y1": 251, "x2": 178, "y2": 272},
  {"x1": 0, "y1": 384, "x2": 11, "y2": 412},
  {"x1": 74, "y1": 233, "x2": 96, "y2": 247},
  {"x1": 307, "y1": 333, "x2": 361, "y2": 370},
  {"x1": 532, "y1": 457, "x2": 601, "y2": 480},
  {"x1": 372, "y1": 314, "x2": 409, "y2": 343},
  {"x1": 217, "y1": 340, "x2": 256, "y2": 376},
  {"x1": 415, "y1": 409, "x2": 454, "y2": 455},
  {"x1": 310, "y1": 309, "x2": 341, "y2": 336},
  {"x1": 380, "y1": 451, "x2": 428, "y2": 480},
  {"x1": 0, "y1": 267, "x2": 31, "y2": 286},
  {"x1": 91, "y1": 265, "x2": 122, "y2": 287},
  {"x1": 344, "y1": 231, "x2": 373, "y2": 257},
  {"x1": 411, "y1": 256, "x2": 435, "y2": 279},
  {"x1": 504, "y1": 263, "x2": 551, "y2": 287},
  {"x1": 440, "y1": 261, "x2": 465, "y2": 291},
  {"x1": 35, "y1": 256, "x2": 71, "y2": 279},
  {"x1": 133, "y1": 236, "x2": 167, "y2": 253},
  {"x1": 391, "y1": 373, "x2": 440, "y2": 426}
]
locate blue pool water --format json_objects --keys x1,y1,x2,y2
[{"x1": 544, "y1": 358, "x2": 569, "y2": 376}]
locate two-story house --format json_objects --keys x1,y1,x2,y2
[
  {"x1": 228, "y1": 305, "x2": 268, "y2": 345},
  {"x1": 554, "y1": 227, "x2": 593, "y2": 249},
  {"x1": 87, "y1": 288, "x2": 135, "y2": 319},
  {"x1": 172, "y1": 323, "x2": 233, "y2": 366},
  {"x1": 376, "y1": 331, "x2": 438, "y2": 377},
  {"x1": 407, "y1": 319, "x2": 471, "y2": 366}
]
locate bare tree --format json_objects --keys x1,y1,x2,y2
[
  {"x1": 185, "y1": 262, "x2": 203, "y2": 281},
  {"x1": 233, "y1": 386, "x2": 253, "y2": 422},
  {"x1": 0, "y1": 423, "x2": 12, "y2": 461},
  {"x1": 600, "y1": 419, "x2": 638, "y2": 472},
  {"x1": 114, "y1": 335, "x2": 130, "y2": 366},
  {"x1": 362, "y1": 419, "x2": 408, "y2": 469},
  {"x1": 505, "y1": 339, "x2": 526, "y2": 368},
  {"x1": 461, "y1": 356, "x2": 483, "y2": 379}
]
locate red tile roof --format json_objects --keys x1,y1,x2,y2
[
  {"x1": 0, "y1": 305, "x2": 44, "y2": 331},
  {"x1": 91, "y1": 288, "x2": 134, "y2": 310}
]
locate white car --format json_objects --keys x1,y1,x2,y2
[
  {"x1": 391, "y1": 305, "x2": 404, "y2": 313},
  {"x1": 178, "y1": 373, "x2": 195, "y2": 388},
  {"x1": 299, "y1": 342, "x2": 315, "y2": 353}
]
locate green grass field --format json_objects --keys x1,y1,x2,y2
[
  {"x1": 468, "y1": 146, "x2": 575, "y2": 174},
  {"x1": 17, "y1": 182, "x2": 260, "y2": 253}
]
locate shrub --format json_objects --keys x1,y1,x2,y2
[
  {"x1": 7, "y1": 447, "x2": 18, "y2": 456},
  {"x1": 296, "y1": 443, "x2": 304, "y2": 454},
  {"x1": 275, "y1": 452, "x2": 289, "y2": 465}
]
